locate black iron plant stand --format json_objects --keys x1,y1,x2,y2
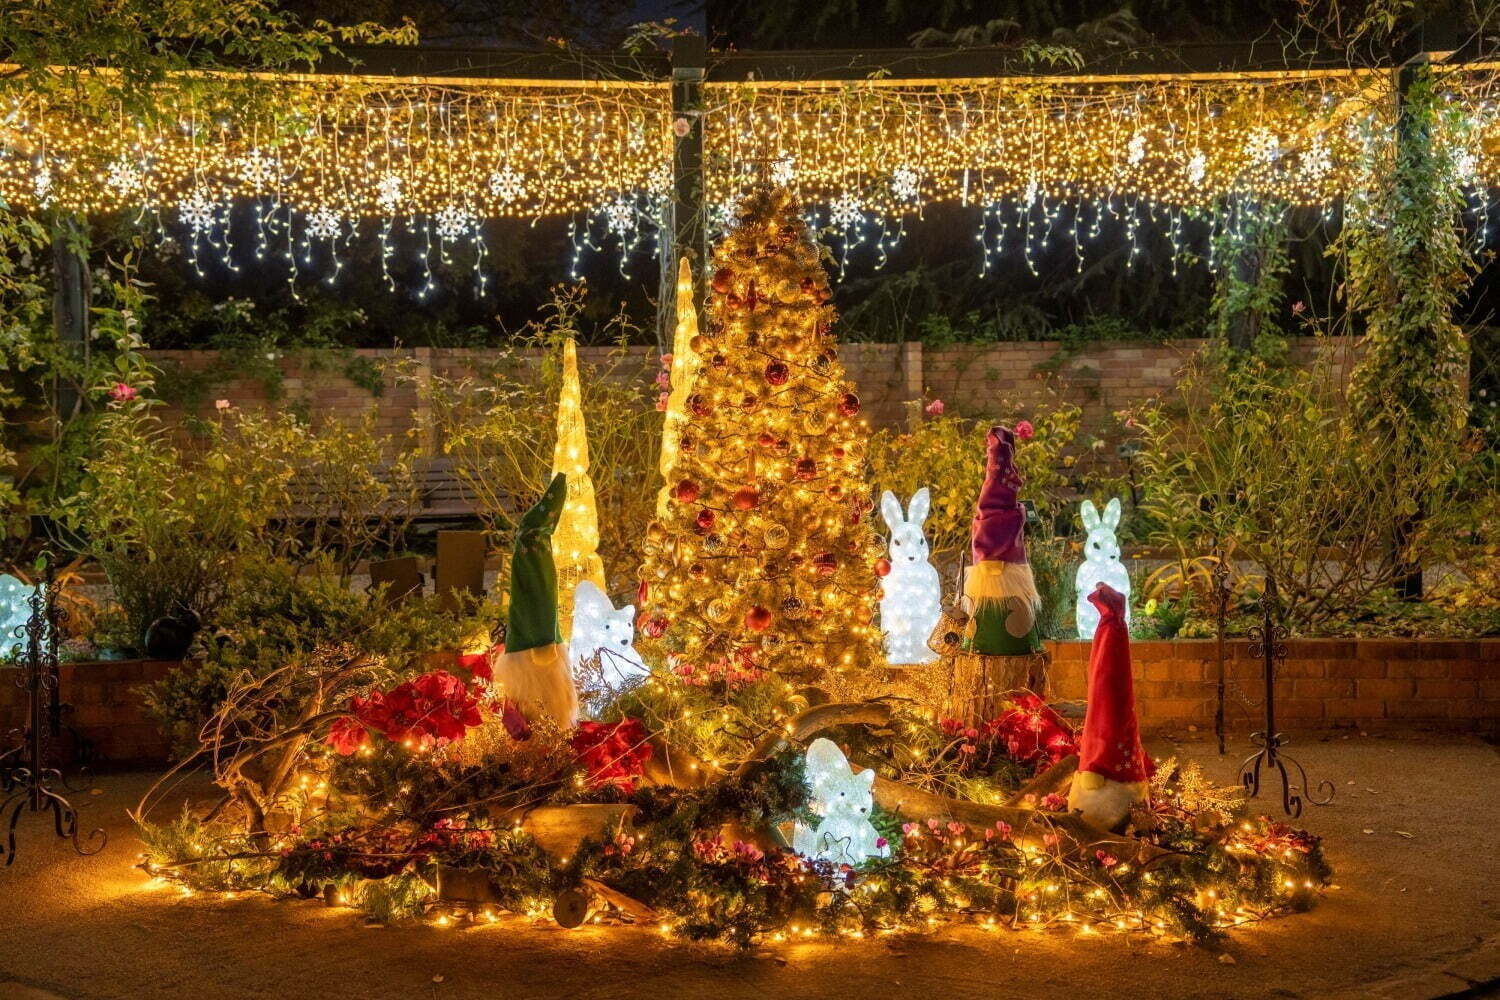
[
  {"x1": 0, "y1": 560, "x2": 106, "y2": 865},
  {"x1": 1239, "y1": 575, "x2": 1335, "y2": 818}
]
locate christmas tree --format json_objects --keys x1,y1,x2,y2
[
  {"x1": 550, "y1": 336, "x2": 606, "y2": 639},
  {"x1": 637, "y1": 188, "x2": 883, "y2": 756}
]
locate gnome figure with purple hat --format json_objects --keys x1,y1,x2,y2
[{"x1": 952, "y1": 425, "x2": 1049, "y2": 706}]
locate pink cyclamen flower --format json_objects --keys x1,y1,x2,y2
[
  {"x1": 655, "y1": 369, "x2": 671, "y2": 388},
  {"x1": 1095, "y1": 849, "x2": 1119, "y2": 868},
  {"x1": 660, "y1": 352, "x2": 673, "y2": 369},
  {"x1": 214, "y1": 399, "x2": 231, "y2": 410},
  {"x1": 1015, "y1": 420, "x2": 1035, "y2": 440},
  {"x1": 924, "y1": 399, "x2": 945, "y2": 415},
  {"x1": 109, "y1": 383, "x2": 137, "y2": 402},
  {"x1": 1291, "y1": 300, "x2": 1306, "y2": 315},
  {"x1": 655, "y1": 390, "x2": 669, "y2": 411},
  {"x1": 875, "y1": 836, "x2": 888, "y2": 849},
  {"x1": 673, "y1": 117, "x2": 691, "y2": 138}
]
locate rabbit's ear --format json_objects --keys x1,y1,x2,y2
[
  {"x1": 907, "y1": 487, "x2": 930, "y2": 527},
  {"x1": 1103, "y1": 497, "x2": 1122, "y2": 529},
  {"x1": 880, "y1": 490, "x2": 903, "y2": 530},
  {"x1": 1080, "y1": 499, "x2": 1099, "y2": 530}
]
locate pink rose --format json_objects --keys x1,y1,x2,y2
[
  {"x1": 1015, "y1": 420, "x2": 1035, "y2": 440},
  {"x1": 673, "y1": 117, "x2": 691, "y2": 138},
  {"x1": 109, "y1": 383, "x2": 137, "y2": 402},
  {"x1": 214, "y1": 399, "x2": 231, "y2": 410},
  {"x1": 924, "y1": 399, "x2": 945, "y2": 415}
]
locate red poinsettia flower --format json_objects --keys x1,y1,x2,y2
[
  {"x1": 335, "y1": 670, "x2": 484, "y2": 752},
  {"x1": 986, "y1": 693, "x2": 1078, "y2": 771},
  {"x1": 325, "y1": 716, "x2": 370, "y2": 756},
  {"x1": 570, "y1": 718, "x2": 654, "y2": 794}
]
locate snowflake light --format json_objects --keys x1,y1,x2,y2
[
  {"x1": 890, "y1": 165, "x2": 919, "y2": 201},
  {"x1": 770, "y1": 157, "x2": 795, "y2": 186},
  {"x1": 433, "y1": 203, "x2": 476, "y2": 240},
  {"x1": 791, "y1": 738, "x2": 890, "y2": 866},
  {"x1": 375, "y1": 173, "x2": 403, "y2": 214},
  {"x1": 32, "y1": 166, "x2": 53, "y2": 206},
  {"x1": 487, "y1": 165, "x2": 525, "y2": 203},
  {"x1": 1186, "y1": 150, "x2": 1207, "y2": 185},
  {"x1": 879, "y1": 489, "x2": 941, "y2": 665},
  {"x1": 1127, "y1": 130, "x2": 1147, "y2": 166},
  {"x1": 1452, "y1": 145, "x2": 1481, "y2": 184},
  {"x1": 1301, "y1": 138, "x2": 1331, "y2": 181},
  {"x1": 567, "y1": 580, "x2": 648, "y2": 691},
  {"x1": 237, "y1": 148, "x2": 277, "y2": 188},
  {"x1": 104, "y1": 157, "x2": 144, "y2": 196},
  {"x1": 180, "y1": 189, "x2": 215, "y2": 235},
  {"x1": 306, "y1": 205, "x2": 341, "y2": 240},
  {"x1": 828, "y1": 193, "x2": 862, "y2": 229},
  {"x1": 1246, "y1": 127, "x2": 1281, "y2": 164},
  {"x1": 604, "y1": 196, "x2": 635, "y2": 237}
]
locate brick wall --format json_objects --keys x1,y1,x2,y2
[
  {"x1": 1048, "y1": 638, "x2": 1500, "y2": 733},
  {"x1": 0, "y1": 659, "x2": 178, "y2": 767},
  {"x1": 144, "y1": 337, "x2": 1362, "y2": 451}
]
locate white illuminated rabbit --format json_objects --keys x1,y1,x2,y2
[
  {"x1": 879, "y1": 488, "x2": 942, "y2": 665},
  {"x1": 1075, "y1": 498, "x2": 1131, "y2": 641}
]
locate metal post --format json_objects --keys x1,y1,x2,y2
[
  {"x1": 50, "y1": 217, "x2": 90, "y2": 423},
  {"x1": 658, "y1": 34, "x2": 706, "y2": 350}
]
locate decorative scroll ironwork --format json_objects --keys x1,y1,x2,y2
[
  {"x1": 1239, "y1": 575, "x2": 1335, "y2": 819},
  {"x1": 0, "y1": 556, "x2": 106, "y2": 866}
]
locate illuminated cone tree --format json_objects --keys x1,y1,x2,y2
[
  {"x1": 551, "y1": 336, "x2": 606, "y2": 639},
  {"x1": 637, "y1": 188, "x2": 883, "y2": 752}
]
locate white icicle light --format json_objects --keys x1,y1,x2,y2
[
  {"x1": 792, "y1": 738, "x2": 890, "y2": 866},
  {"x1": 1075, "y1": 498, "x2": 1132, "y2": 640},
  {"x1": 878, "y1": 488, "x2": 942, "y2": 664},
  {"x1": 567, "y1": 580, "x2": 648, "y2": 689}
]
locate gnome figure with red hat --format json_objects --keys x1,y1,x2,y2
[
  {"x1": 946, "y1": 425, "x2": 1049, "y2": 714},
  {"x1": 1068, "y1": 581, "x2": 1153, "y2": 829}
]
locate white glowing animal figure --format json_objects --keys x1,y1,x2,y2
[
  {"x1": 792, "y1": 738, "x2": 890, "y2": 866},
  {"x1": 567, "y1": 580, "x2": 648, "y2": 689},
  {"x1": 1075, "y1": 498, "x2": 1131, "y2": 640},
  {"x1": 0, "y1": 574, "x2": 36, "y2": 657},
  {"x1": 879, "y1": 488, "x2": 942, "y2": 665}
]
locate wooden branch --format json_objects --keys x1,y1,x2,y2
[
  {"x1": 733, "y1": 701, "x2": 894, "y2": 777},
  {"x1": 640, "y1": 734, "x2": 716, "y2": 789},
  {"x1": 1003, "y1": 755, "x2": 1079, "y2": 807},
  {"x1": 582, "y1": 877, "x2": 657, "y2": 922},
  {"x1": 486, "y1": 804, "x2": 638, "y2": 858},
  {"x1": 870, "y1": 774, "x2": 1168, "y2": 866}
]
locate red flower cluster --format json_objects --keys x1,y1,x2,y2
[
  {"x1": 940, "y1": 693, "x2": 1078, "y2": 774},
  {"x1": 326, "y1": 670, "x2": 484, "y2": 755},
  {"x1": 569, "y1": 718, "x2": 654, "y2": 794}
]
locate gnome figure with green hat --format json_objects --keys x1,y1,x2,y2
[
  {"x1": 489, "y1": 473, "x2": 579, "y2": 736},
  {"x1": 946, "y1": 425, "x2": 1049, "y2": 720}
]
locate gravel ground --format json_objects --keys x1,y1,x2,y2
[{"x1": 0, "y1": 732, "x2": 1497, "y2": 1000}]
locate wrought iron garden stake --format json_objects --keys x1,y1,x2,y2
[
  {"x1": 1212, "y1": 543, "x2": 1230, "y2": 756},
  {"x1": 0, "y1": 558, "x2": 106, "y2": 865},
  {"x1": 1239, "y1": 575, "x2": 1334, "y2": 818}
]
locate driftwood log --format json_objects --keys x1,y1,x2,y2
[
  {"x1": 488, "y1": 803, "x2": 638, "y2": 858},
  {"x1": 1003, "y1": 754, "x2": 1079, "y2": 807}
]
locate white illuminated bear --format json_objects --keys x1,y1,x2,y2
[
  {"x1": 567, "y1": 580, "x2": 649, "y2": 689},
  {"x1": 792, "y1": 738, "x2": 890, "y2": 866}
]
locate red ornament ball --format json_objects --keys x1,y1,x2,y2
[
  {"x1": 672, "y1": 479, "x2": 700, "y2": 504},
  {"x1": 813, "y1": 552, "x2": 837, "y2": 575},
  {"x1": 800, "y1": 276, "x2": 816, "y2": 296},
  {"x1": 875, "y1": 557, "x2": 892, "y2": 577},
  {"x1": 642, "y1": 616, "x2": 668, "y2": 639},
  {"x1": 695, "y1": 508, "x2": 717, "y2": 531},
  {"x1": 731, "y1": 486, "x2": 760, "y2": 511},
  {"x1": 757, "y1": 431, "x2": 776, "y2": 449},
  {"x1": 838, "y1": 392, "x2": 862, "y2": 417},
  {"x1": 764, "y1": 361, "x2": 790, "y2": 386},
  {"x1": 689, "y1": 394, "x2": 711, "y2": 418},
  {"x1": 794, "y1": 458, "x2": 817, "y2": 480},
  {"x1": 726, "y1": 292, "x2": 742, "y2": 310},
  {"x1": 712, "y1": 268, "x2": 734, "y2": 294},
  {"x1": 745, "y1": 606, "x2": 774, "y2": 632}
]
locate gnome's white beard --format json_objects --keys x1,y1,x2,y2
[
  {"x1": 964, "y1": 561, "x2": 1041, "y2": 610},
  {"x1": 489, "y1": 643, "x2": 579, "y2": 729},
  {"x1": 1067, "y1": 769, "x2": 1148, "y2": 831}
]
